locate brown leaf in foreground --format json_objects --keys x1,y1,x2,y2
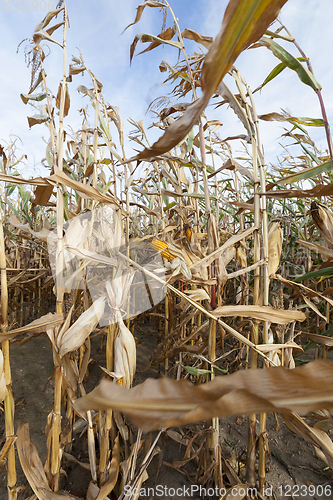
[
  {"x1": 17, "y1": 423, "x2": 76, "y2": 500},
  {"x1": 129, "y1": 0, "x2": 288, "y2": 161},
  {"x1": 74, "y1": 360, "x2": 333, "y2": 433}
]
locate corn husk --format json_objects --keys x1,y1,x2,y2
[
  {"x1": 113, "y1": 312, "x2": 136, "y2": 388},
  {"x1": 105, "y1": 266, "x2": 134, "y2": 313},
  {"x1": 268, "y1": 221, "x2": 283, "y2": 277},
  {"x1": 267, "y1": 328, "x2": 281, "y2": 366},
  {"x1": 236, "y1": 242, "x2": 247, "y2": 268},
  {"x1": 57, "y1": 296, "x2": 106, "y2": 357},
  {"x1": 310, "y1": 201, "x2": 333, "y2": 249}
]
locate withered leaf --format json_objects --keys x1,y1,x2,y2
[{"x1": 75, "y1": 360, "x2": 333, "y2": 433}]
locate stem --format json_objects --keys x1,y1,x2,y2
[{"x1": 0, "y1": 217, "x2": 17, "y2": 500}]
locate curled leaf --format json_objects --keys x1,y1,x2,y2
[
  {"x1": 75, "y1": 360, "x2": 333, "y2": 432},
  {"x1": 57, "y1": 297, "x2": 106, "y2": 357}
]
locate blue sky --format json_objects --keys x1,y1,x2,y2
[{"x1": 1, "y1": 0, "x2": 332, "y2": 177}]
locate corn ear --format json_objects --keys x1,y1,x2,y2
[
  {"x1": 268, "y1": 221, "x2": 283, "y2": 277},
  {"x1": 113, "y1": 312, "x2": 136, "y2": 388},
  {"x1": 311, "y1": 201, "x2": 333, "y2": 248},
  {"x1": 57, "y1": 297, "x2": 106, "y2": 357},
  {"x1": 151, "y1": 238, "x2": 176, "y2": 262}
]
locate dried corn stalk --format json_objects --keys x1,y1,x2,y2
[{"x1": 0, "y1": 349, "x2": 8, "y2": 401}]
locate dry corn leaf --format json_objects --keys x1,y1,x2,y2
[
  {"x1": 184, "y1": 289, "x2": 210, "y2": 301},
  {"x1": 181, "y1": 28, "x2": 213, "y2": 49},
  {"x1": 301, "y1": 332, "x2": 333, "y2": 346},
  {"x1": 124, "y1": 1, "x2": 164, "y2": 32},
  {"x1": 274, "y1": 274, "x2": 333, "y2": 309},
  {"x1": 255, "y1": 341, "x2": 302, "y2": 353},
  {"x1": 222, "y1": 245, "x2": 237, "y2": 267},
  {"x1": 216, "y1": 81, "x2": 254, "y2": 137},
  {"x1": 0, "y1": 173, "x2": 49, "y2": 186},
  {"x1": 33, "y1": 185, "x2": 54, "y2": 207},
  {"x1": 55, "y1": 82, "x2": 70, "y2": 117},
  {"x1": 57, "y1": 297, "x2": 106, "y2": 357},
  {"x1": 35, "y1": 6, "x2": 64, "y2": 31},
  {"x1": 48, "y1": 172, "x2": 121, "y2": 209},
  {"x1": 297, "y1": 239, "x2": 333, "y2": 260},
  {"x1": 75, "y1": 360, "x2": 333, "y2": 433},
  {"x1": 96, "y1": 435, "x2": 120, "y2": 500},
  {"x1": 282, "y1": 411, "x2": 333, "y2": 469},
  {"x1": 86, "y1": 482, "x2": 110, "y2": 500},
  {"x1": 129, "y1": 0, "x2": 287, "y2": 161},
  {"x1": 131, "y1": 27, "x2": 179, "y2": 61},
  {"x1": 212, "y1": 305, "x2": 306, "y2": 324},
  {"x1": 9, "y1": 215, "x2": 54, "y2": 242},
  {"x1": 191, "y1": 226, "x2": 256, "y2": 272},
  {"x1": 33, "y1": 27, "x2": 64, "y2": 48},
  {"x1": 264, "y1": 183, "x2": 333, "y2": 199},
  {"x1": 17, "y1": 423, "x2": 76, "y2": 500},
  {"x1": 0, "y1": 312, "x2": 63, "y2": 342},
  {"x1": 301, "y1": 292, "x2": 327, "y2": 322}
]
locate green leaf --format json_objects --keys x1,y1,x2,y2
[
  {"x1": 7, "y1": 185, "x2": 16, "y2": 196},
  {"x1": 187, "y1": 128, "x2": 194, "y2": 153},
  {"x1": 279, "y1": 161, "x2": 332, "y2": 184},
  {"x1": 163, "y1": 202, "x2": 176, "y2": 211},
  {"x1": 213, "y1": 365, "x2": 228, "y2": 374},
  {"x1": 4, "y1": 199, "x2": 20, "y2": 220},
  {"x1": 297, "y1": 141, "x2": 321, "y2": 165},
  {"x1": 288, "y1": 117, "x2": 325, "y2": 127},
  {"x1": 98, "y1": 112, "x2": 112, "y2": 141},
  {"x1": 265, "y1": 29, "x2": 293, "y2": 41},
  {"x1": 182, "y1": 365, "x2": 211, "y2": 376},
  {"x1": 20, "y1": 93, "x2": 47, "y2": 105},
  {"x1": 261, "y1": 62, "x2": 286, "y2": 87},
  {"x1": 294, "y1": 267, "x2": 333, "y2": 282},
  {"x1": 261, "y1": 37, "x2": 321, "y2": 91}
]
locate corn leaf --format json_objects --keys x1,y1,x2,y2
[
  {"x1": 75, "y1": 360, "x2": 333, "y2": 433},
  {"x1": 129, "y1": 0, "x2": 288, "y2": 161},
  {"x1": 259, "y1": 37, "x2": 321, "y2": 91}
]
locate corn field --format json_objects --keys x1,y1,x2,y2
[{"x1": 1, "y1": 1, "x2": 333, "y2": 499}]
